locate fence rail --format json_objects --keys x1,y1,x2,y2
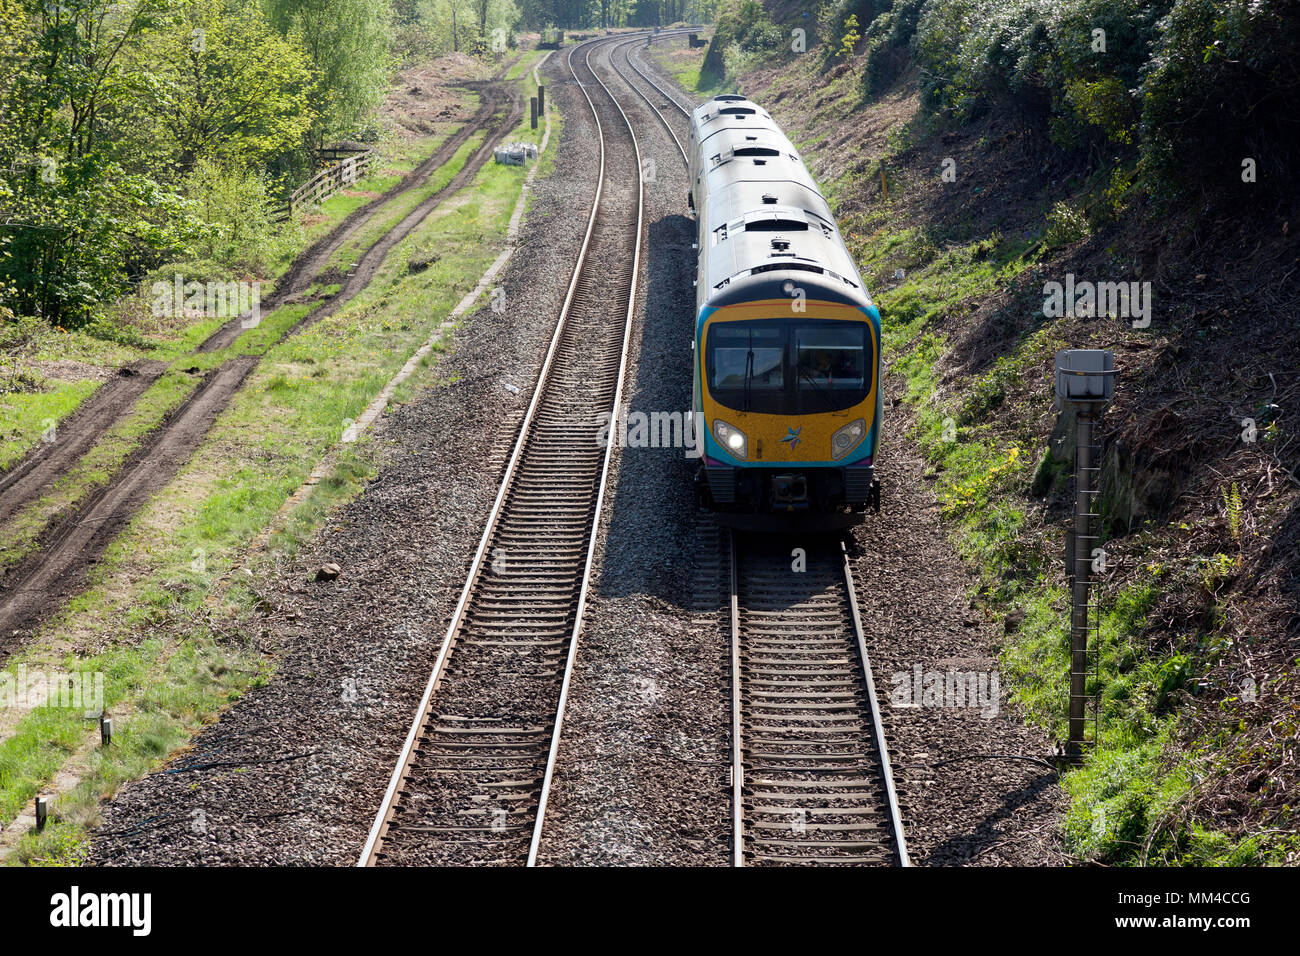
[{"x1": 272, "y1": 147, "x2": 376, "y2": 223}]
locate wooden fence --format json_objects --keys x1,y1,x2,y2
[{"x1": 272, "y1": 147, "x2": 376, "y2": 223}]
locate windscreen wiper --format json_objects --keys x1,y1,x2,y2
[
  {"x1": 798, "y1": 365, "x2": 838, "y2": 410},
  {"x1": 744, "y1": 349, "x2": 754, "y2": 412},
  {"x1": 743, "y1": 328, "x2": 754, "y2": 412}
]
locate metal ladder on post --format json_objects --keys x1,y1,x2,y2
[{"x1": 1057, "y1": 352, "x2": 1115, "y2": 757}]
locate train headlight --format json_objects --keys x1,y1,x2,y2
[
  {"x1": 831, "y1": 418, "x2": 867, "y2": 460},
  {"x1": 712, "y1": 419, "x2": 747, "y2": 460}
]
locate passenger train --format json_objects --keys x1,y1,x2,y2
[{"x1": 689, "y1": 94, "x2": 881, "y2": 529}]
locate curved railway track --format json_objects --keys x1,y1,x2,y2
[
  {"x1": 358, "y1": 34, "x2": 647, "y2": 867},
  {"x1": 730, "y1": 533, "x2": 909, "y2": 865},
  {"x1": 613, "y1": 39, "x2": 690, "y2": 165}
]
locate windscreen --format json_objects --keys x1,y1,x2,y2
[{"x1": 706, "y1": 318, "x2": 872, "y2": 415}]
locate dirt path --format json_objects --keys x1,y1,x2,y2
[
  {"x1": 0, "y1": 357, "x2": 258, "y2": 639},
  {"x1": 198, "y1": 79, "x2": 511, "y2": 353},
  {"x1": 0, "y1": 361, "x2": 166, "y2": 527},
  {"x1": 292, "y1": 80, "x2": 524, "y2": 336},
  {"x1": 0, "y1": 76, "x2": 525, "y2": 649}
]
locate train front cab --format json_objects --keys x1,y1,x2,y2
[{"x1": 695, "y1": 296, "x2": 882, "y2": 531}]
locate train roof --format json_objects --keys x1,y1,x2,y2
[
  {"x1": 690, "y1": 95, "x2": 873, "y2": 314},
  {"x1": 690, "y1": 94, "x2": 774, "y2": 130}
]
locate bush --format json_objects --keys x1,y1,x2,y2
[
  {"x1": 817, "y1": 0, "x2": 890, "y2": 67},
  {"x1": 701, "y1": 0, "x2": 789, "y2": 84},
  {"x1": 741, "y1": 20, "x2": 784, "y2": 53},
  {"x1": 1045, "y1": 201, "x2": 1092, "y2": 248},
  {"x1": 861, "y1": 0, "x2": 926, "y2": 93},
  {"x1": 908, "y1": 0, "x2": 1300, "y2": 201},
  {"x1": 1140, "y1": 0, "x2": 1300, "y2": 204},
  {"x1": 0, "y1": 312, "x2": 49, "y2": 352},
  {"x1": 914, "y1": 0, "x2": 1167, "y2": 135},
  {"x1": 183, "y1": 160, "x2": 295, "y2": 275}
]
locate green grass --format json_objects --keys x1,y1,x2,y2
[
  {"x1": 3, "y1": 635, "x2": 268, "y2": 866},
  {"x1": 0, "y1": 367, "x2": 201, "y2": 569},
  {"x1": 0, "y1": 378, "x2": 99, "y2": 471},
  {"x1": 505, "y1": 48, "x2": 546, "y2": 81},
  {"x1": 673, "y1": 58, "x2": 726, "y2": 97},
  {"x1": 0, "y1": 105, "x2": 502, "y2": 570}
]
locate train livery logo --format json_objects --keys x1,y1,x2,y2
[{"x1": 781, "y1": 426, "x2": 802, "y2": 449}]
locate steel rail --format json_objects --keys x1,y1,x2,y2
[
  {"x1": 728, "y1": 534, "x2": 910, "y2": 866},
  {"x1": 839, "y1": 538, "x2": 910, "y2": 866},
  {"x1": 607, "y1": 35, "x2": 691, "y2": 166},
  {"x1": 729, "y1": 531, "x2": 745, "y2": 867},
  {"x1": 357, "y1": 32, "x2": 647, "y2": 867},
  {"x1": 630, "y1": 35, "x2": 698, "y2": 120}
]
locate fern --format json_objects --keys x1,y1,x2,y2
[{"x1": 1224, "y1": 483, "x2": 1243, "y2": 543}]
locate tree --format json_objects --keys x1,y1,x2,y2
[
  {"x1": 126, "y1": 0, "x2": 316, "y2": 172},
  {"x1": 0, "y1": 0, "x2": 187, "y2": 323},
  {"x1": 266, "y1": 0, "x2": 393, "y2": 143}
]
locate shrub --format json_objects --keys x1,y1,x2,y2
[
  {"x1": 741, "y1": 20, "x2": 784, "y2": 53},
  {"x1": 1045, "y1": 201, "x2": 1092, "y2": 248},
  {"x1": 914, "y1": 0, "x2": 1167, "y2": 137},
  {"x1": 183, "y1": 160, "x2": 295, "y2": 275},
  {"x1": 1140, "y1": 0, "x2": 1300, "y2": 204},
  {"x1": 702, "y1": 0, "x2": 788, "y2": 84},
  {"x1": 862, "y1": 0, "x2": 927, "y2": 93}
]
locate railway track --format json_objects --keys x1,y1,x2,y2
[
  {"x1": 730, "y1": 533, "x2": 909, "y2": 866},
  {"x1": 617, "y1": 37, "x2": 694, "y2": 161},
  {"x1": 358, "y1": 35, "x2": 647, "y2": 867}
]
